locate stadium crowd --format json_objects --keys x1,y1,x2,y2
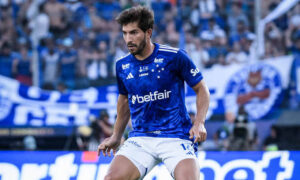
[{"x1": 0, "y1": 0, "x2": 299, "y2": 90}]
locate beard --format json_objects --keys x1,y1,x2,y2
[{"x1": 127, "y1": 35, "x2": 146, "y2": 56}]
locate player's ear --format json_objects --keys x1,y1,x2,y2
[{"x1": 146, "y1": 28, "x2": 153, "y2": 38}]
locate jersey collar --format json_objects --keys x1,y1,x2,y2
[{"x1": 130, "y1": 43, "x2": 159, "y2": 64}]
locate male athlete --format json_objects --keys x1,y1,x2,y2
[{"x1": 98, "y1": 6, "x2": 210, "y2": 180}]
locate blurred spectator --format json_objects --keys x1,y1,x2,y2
[
  {"x1": 87, "y1": 41, "x2": 109, "y2": 84},
  {"x1": 285, "y1": 27, "x2": 300, "y2": 110},
  {"x1": 201, "y1": 17, "x2": 226, "y2": 41},
  {"x1": 112, "y1": 38, "x2": 127, "y2": 77},
  {"x1": 165, "y1": 20, "x2": 179, "y2": 47},
  {"x1": 185, "y1": 31, "x2": 195, "y2": 53},
  {"x1": 178, "y1": 0, "x2": 191, "y2": 22},
  {"x1": 289, "y1": 55, "x2": 300, "y2": 109},
  {"x1": 95, "y1": 0, "x2": 121, "y2": 21},
  {"x1": 65, "y1": 0, "x2": 83, "y2": 14},
  {"x1": 87, "y1": 110, "x2": 113, "y2": 151},
  {"x1": 227, "y1": 2, "x2": 249, "y2": 35},
  {"x1": 190, "y1": 38, "x2": 210, "y2": 70},
  {"x1": 198, "y1": 0, "x2": 217, "y2": 19},
  {"x1": 0, "y1": 42, "x2": 15, "y2": 78},
  {"x1": 212, "y1": 124, "x2": 231, "y2": 151},
  {"x1": 264, "y1": 41, "x2": 282, "y2": 59},
  {"x1": 44, "y1": 0, "x2": 69, "y2": 38},
  {"x1": 41, "y1": 38, "x2": 60, "y2": 86},
  {"x1": 225, "y1": 41, "x2": 247, "y2": 64},
  {"x1": 23, "y1": 135, "x2": 37, "y2": 151},
  {"x1": 97, "y1": 41, "x2": 110, "y2": 79},
  {"x1": 214, "y1": 34, "x2": 228, "y2": 66},
  {"x1": 12, "y1": 45, "x2": 32, "y2": 85},
  {"x1": 28, "y1": 3, "x2": 49, "y2": 46},
  {"x1": 263, "y1": 22, "x2": 285, "y2": 58},
  {"x1": 286, "y1": 28, "x2": 300, "y2": 56},
  {"x1": 76, "y1": 125, "x2": 92, "y2": 150},
  {"x1": 190, "y1": 2, "x2": 200, "y2": 34},
  {"x1": 86, "y1": 6, "x2": 108, "y2": 33},
  {"x1": 200, "y1": 121, "x2": 232, "y2": 151},
  {"x1": 152, "y1": 0, "x2": 172, "y2": 29},
  {"x1": 201, "y1": 30, "x2": 227, "y2": 66},
  {"x1": 263, "y1": 125, "x2": 279, "y2": 151},
  {"x1": 58, "y1": 37, "x2": 77, "y2": 89},
  {"x1": 214, "y1": 27, "x2": 227, "y2": 46},
  {"x1": 0, "y1": 5, "x2": 16, "y2": 44},
  {"x1": 242, "y1": 32, "x2": 256, "y2": 60},
  {"x1": 227, "y1": 107, "x2": 258, "y2": 151},
  {"x1": 76, "y1": 38, "x2": 94, "y2": 88},
  {"x1": 229, "y1": 20, "x2": 250, "y2": 46},
  {"x1": 288, "y1": 3, "x2": 300, "y2": 29},
  {"x1": 201, "y1": 32, "x2": 217, "y2": 68}
]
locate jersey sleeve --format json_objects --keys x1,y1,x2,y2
[
  {"x1": 116, "y1": 62, "x2": 128, "y2": 95},
  {"x1": 176, "y1": 49, "x2": 203, "y2": 87}
]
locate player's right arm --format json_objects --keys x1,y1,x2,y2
[{"x1": 97, "y1": 94, "x2": 130, "y2": 156}]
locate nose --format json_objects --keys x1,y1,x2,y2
[{"x1": 124, "y1": 34, "x2": 133, "y2": 44}]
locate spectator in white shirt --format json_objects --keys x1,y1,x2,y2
[
  {"x1": 190, "y1": 38, "x2": 210, "y2": 70},
  {"x1": 226, "y1": 41, "x2": 248, "y2": 64}
]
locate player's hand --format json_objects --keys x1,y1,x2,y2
[
  {"x1": 189, "y1": 122, "x2": 207, "y2": 143},
  {"x1": 97, "y1": 135, "x2": 121, "y2": 157}
]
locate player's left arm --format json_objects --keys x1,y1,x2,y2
[{"x1": 189, "y1": 80, "x2": 210, "y2": 143}]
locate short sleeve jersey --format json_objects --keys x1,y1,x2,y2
[{"x1": 116, "y1": 43, "x2": 203, "y2": 140}]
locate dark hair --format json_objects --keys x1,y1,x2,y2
[{"x1": 116, "y1": 5, "x2": 154, "y2": 32}]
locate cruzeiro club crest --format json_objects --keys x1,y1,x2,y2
[{"x1": 0, "y1": 84, "x2": 13, "y2": 121}]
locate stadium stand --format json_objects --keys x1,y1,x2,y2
[{"x1": 0, "y1": 0, "x2": 300, "y2": 152}]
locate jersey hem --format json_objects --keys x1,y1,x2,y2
[{"x1": 128, "y1": 133, "x2": 191, "y2": 141}]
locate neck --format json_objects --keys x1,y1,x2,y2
[{"x1": 135, "y1": 42, "x2": 154, "y2": 60}]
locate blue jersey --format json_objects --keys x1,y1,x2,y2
[{"x1": 116, "y1": 43, "x2": 203, "y2": 140}]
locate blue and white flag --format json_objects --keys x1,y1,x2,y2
[
  {"x1": 0, "y1": 56, "x2": 294, "y2": 126},
  {"x1": 0, "y1": 76, "x2": 118, "y2": 127}
]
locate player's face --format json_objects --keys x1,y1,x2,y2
[{"x1": 122, "y1": 22, "x2": 147, "y2": 55}]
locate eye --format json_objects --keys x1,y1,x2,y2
[{"x1": 131, "y1": 31, "x2": 138, "y2": 35}]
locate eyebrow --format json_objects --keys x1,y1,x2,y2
[{"x1": 122, "y1": 29, "x2": 139, "y2": 34}]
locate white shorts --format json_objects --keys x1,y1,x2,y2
[{"x1": 116, "y1": 136, "x2": 198, "y2": 179}]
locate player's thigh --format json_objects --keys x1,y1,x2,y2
[
  {"x1": 159, "y1": 138, "x2": 199, "y2": 178},
  {"x1": 174, "y1": 158, "x2": 200, "y2": 180},
  {"x1": 113, "y1": 137, "x2": 158, "y2": 179},
  {"x1": 105, "y1": 155, "x2": 140, "y2": 180}
]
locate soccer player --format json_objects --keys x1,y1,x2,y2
[{"x1": 97, "y1": 6, "x2": 210, "y2": 180}]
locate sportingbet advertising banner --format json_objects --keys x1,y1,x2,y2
[
  {"x1": 0, "y1": 151, "x2": 299, "y2": 180},
  {"x1": 0, "y1": 55, "x2": 294, "y2": 126}
]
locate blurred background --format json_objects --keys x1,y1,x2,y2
[{"x1": 0, "y1": 0, "x2": 300, "y2": 179}]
